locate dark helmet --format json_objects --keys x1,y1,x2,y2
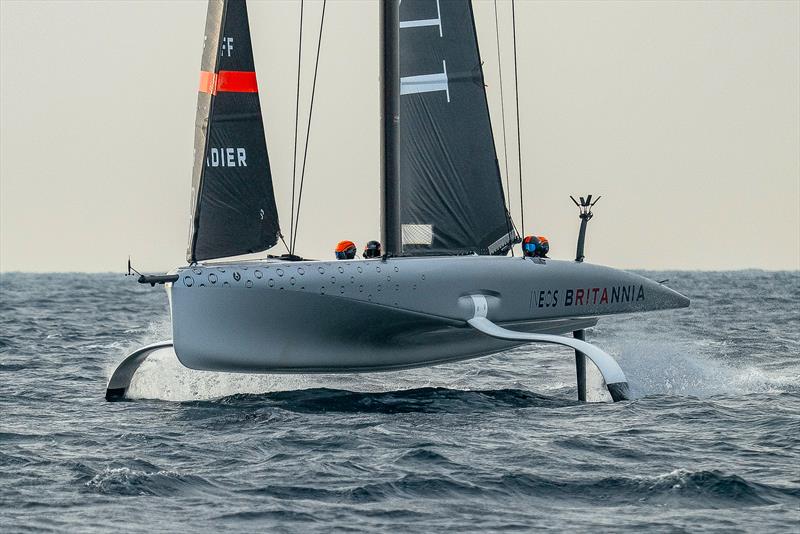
[
  {"x1": 522, "y1": 235, "x2": 541, "y2": 257},
  {"x1": 537, "y1": 236, "x2": 550, "y2": 257},
  {"x1": 335, "y1": 240, "x2": 357, "y2": 260},
  {"x1": 363, "y1": 240, "x2": 382, "y2": 259}
]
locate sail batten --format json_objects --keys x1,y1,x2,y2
[
  {"x1": 399, "y1": 0, "x2": 517, "y2": 256},
  {"x1": 187, "y1": 0, "x2": 280, "y2": 263}
]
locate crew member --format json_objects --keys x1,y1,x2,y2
[
  {"x1": 522, "y1": 235, "x2": 549, "y2": 258},
  {"x1": 363, "y1": 240, "x2": 381, "y2": 259},
  {"x1": 335, "y1": 240, "x2": 357, "y2": 260},
  {"x1": 522, "y1": 235, "x2": 541, "y2": 258}
]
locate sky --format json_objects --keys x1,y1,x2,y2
[{"x1": 1, "y1": 0, "x2": 798, "y2": 272}]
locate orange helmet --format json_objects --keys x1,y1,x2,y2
[{"x1": 335, "y1": 240, "x2": 357, "y2": 260}]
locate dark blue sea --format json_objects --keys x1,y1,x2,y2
[{"x1": 1, "y1": 271, "x2": 798, "y2": 532}]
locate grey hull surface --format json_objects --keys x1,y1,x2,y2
[{"x1": 168, "y1": 255, "x2": 688, "y2": 373}]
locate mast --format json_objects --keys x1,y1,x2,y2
[{"x1": 380, "y1": 0, "x2": 401, "y2": 256}]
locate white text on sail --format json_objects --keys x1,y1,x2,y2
[
  {"x1": 221, "y1": 37, "x2": 234, "y2": 57},
  {"x1": 399, "y1": 1, "x2": 449, "y2": 102},
  {"x1": 206, "y1": 147, "x2": 247, "y2": 168}
]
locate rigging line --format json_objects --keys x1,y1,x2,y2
[
  {"x1": 493, "y1": 0, "x2": 512, "y2": 220},
  {"x1": 511, "y1": 0, "x2": 525, "y2": 238},
  {"x1": 279, "y1": 233, "x2": 291, "y2": 254},
  {"x1": 291, "y1": 0, "x2": 326, "y2": 255},
  {"x1": 494, "y1": 0, "x2": 514, "y2": 256},
  {"x1": 288, "y1": 0, "x2": 304, "y2": 253}
]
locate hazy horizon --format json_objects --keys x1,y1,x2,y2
[{"x1": 1, "y1": 0, "x2": 798, "y2": 272}]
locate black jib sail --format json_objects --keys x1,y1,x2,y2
[
  {"x1": 187, "y1": 0, "x2": 280, "y2": 263},
  {"x1": 398, "y1": 0, "x2": 517, "y2": 256}
]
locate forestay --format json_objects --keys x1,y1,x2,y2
[
  {"x1": 399, "y1": 0, "x2": 517, "y2": 256},
  {"x1": 187, "y1": 0, "x2": 280, "y2": 263}
]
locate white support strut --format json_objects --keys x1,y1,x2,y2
[
  {"x1": 467, "y1": 296, "x2": 630, "y2": 402},
  {"x1": 105, "y1": 340, "x2": 174, "y2": 401}
]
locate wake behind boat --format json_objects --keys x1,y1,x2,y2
[{"x1": 108, "y1": 0, "x2": 689, "y2": 402}]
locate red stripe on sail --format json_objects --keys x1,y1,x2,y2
[
  {"x1": 216, "y1": 71, "x2": 258, "y2": 93},
  {"x1": 199, "y1": 70, "x2": 259, "y2": 94}
]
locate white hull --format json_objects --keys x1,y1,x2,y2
[
  {"x1": 168, "y1": 255, "x2": 687, "y2": 372},
  {"x1": 107, "y1": 256, "x2": 688, "y2": 401}
]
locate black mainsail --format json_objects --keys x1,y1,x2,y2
[
  {"x1": 398, "y1": 0, "x2": 517, "y2": 256},
  {"x1": 187, "y1": 0, "x2": 280, "y2": 263}
]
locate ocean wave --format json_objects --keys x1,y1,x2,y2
[
  {"x1": 239, "y1": 474, "x2": 483, "y2": 503},
  {"x1": 3, "y1": 272, "x2": 799, "y2": 531},
  {"x1": 82, "y1": 467, "x2": 216, "y2": 497},
  {"x1": 235, "y1": 469, "x2": 798, "y2": 509},
  {"x1": 497, "y1": 469, "x2": 800, "y2": 508},
  {"x1": 206, "y1": 387, "x2": 574, "y2": 413},
  {"x1": 213, "y1": 510, "x2": 320, "y2": 523}
]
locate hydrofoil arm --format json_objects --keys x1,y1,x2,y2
[
  {"x1": 105, "y1": 340, "x2": 173, "y2": 401},
  {"x1": 467, "y1": 296, "x2": 630, "y2": 402}
]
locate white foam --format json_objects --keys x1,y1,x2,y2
[
  {"x1": 127, "y1": 349, "x2": 331, "y2": 401},
  {"x1": 119, "y1": 318, "x2": 481, "y2": 401},
  {"x1": 612, "y1": 337, "x2": 795, "y2": 398},
  {"x1": 104, "y1": 318, "x2": 172, "y2": 380},
  {"x1": 112, "y1": 318, "x2": 797, "y2": 402}
]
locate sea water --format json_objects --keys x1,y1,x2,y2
[{"x1": 1, "y1": 271, "x2": 798, "y2": 532}]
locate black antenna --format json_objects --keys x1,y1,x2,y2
[
  {"x1": 126, "y1": 256, "x2": 143, "y2": 277},
  {"x1": 570, "y1": 194, "x2": 601, "y2": 402},
  {"x1": 571, "y1": 194, "x2": 601, "y2": 263}
]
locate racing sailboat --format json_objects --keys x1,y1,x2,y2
[{"x1": 107, "y1": 0, "x2": 689, "y2": 402}]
